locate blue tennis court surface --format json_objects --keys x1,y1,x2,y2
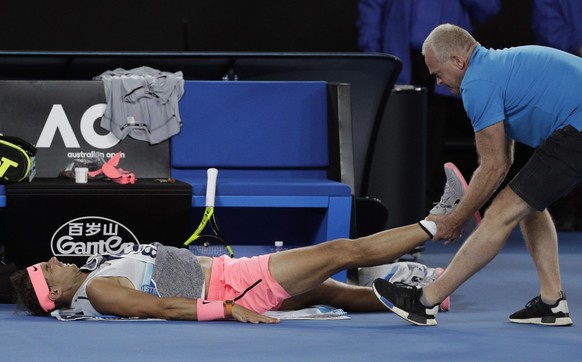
[{"x1": 1, "y1": 230, "x2": 581, "y2": 361}]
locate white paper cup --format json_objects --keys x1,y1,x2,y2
[{"x1": 74, "y1": 167, "x2": 88, "y2": 183}]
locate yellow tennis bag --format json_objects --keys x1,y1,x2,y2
[{"x1": 0, "y1": 135, "x2": 37, "y2": 183}]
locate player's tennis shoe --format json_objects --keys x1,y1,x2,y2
[
  {"x1": 429, "y1": 162, "x2": 481, "y2": 239},
  {"x1": 372, "y1": 278, "x2": 438, "y2": 326},
  {"x1": 509, "y1": 292, "x2": 573, "y2": 326}
]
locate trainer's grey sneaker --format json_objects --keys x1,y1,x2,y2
[
  {"x1": 429, "y1": 162, "x2": 481, "y2": 239},
  {"x1": 372, "y1": 278, "x2": 438, "y2": 326},
  {"x1": 509, "y1": 291, "x2": 573, "y2": 326}
]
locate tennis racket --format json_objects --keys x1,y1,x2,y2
[{"x1": 184, "y1": 168, "x2": 234, "y2": 257}]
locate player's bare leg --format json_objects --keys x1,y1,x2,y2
[
  {"x1": 269, "y1": 224, "x2": 430, "y2": 297},
  {"x1": 279, "y1": 278, "x2": 387, "y2": 312}
]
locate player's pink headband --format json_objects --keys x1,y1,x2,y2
[{"x1": 26, "y1": 263, "x2": 56, "y2": 312}]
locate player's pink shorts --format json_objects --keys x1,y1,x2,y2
[{"x1": 207, "y1": 254, "x2": 291, "y2": 314}]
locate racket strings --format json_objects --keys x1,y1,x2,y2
[{"x1": 190, "y1": 234, "x2": 235, "y2": 258}]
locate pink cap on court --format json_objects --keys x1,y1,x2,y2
[{"x1": 26, "y1": 263, "x2": 56, "y2": 312}]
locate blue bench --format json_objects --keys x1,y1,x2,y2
[{"x1": 171, "y1": 81, "x2": 352, "y2": 250}]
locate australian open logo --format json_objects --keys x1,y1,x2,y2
[{"x1": 51, "y1": 216, "x2": 140, "y2": 257}]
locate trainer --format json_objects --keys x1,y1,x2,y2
[{"x1": 374, "y1": 23, "x2": 582, "y2": 326}]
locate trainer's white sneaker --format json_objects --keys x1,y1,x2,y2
[{"x1": 430, "y1": 162, "x2": 481, "y2": 239}]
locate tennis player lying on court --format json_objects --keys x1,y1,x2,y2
[{"x1": 11, "y1": 163, "x2": 478, "y2": 323}]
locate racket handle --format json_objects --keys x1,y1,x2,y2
[{"x1": 206, "y1": 168, "x2": 218, "y2": 207}]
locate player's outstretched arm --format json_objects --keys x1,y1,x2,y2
[{"x1": 86, "y1": 277, "x2": 279, "y2": 323}]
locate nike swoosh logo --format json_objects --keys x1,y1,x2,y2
[
  {"x1": 33, "y1": 265, "x2": 38, "y2": 271},
  {"x1": 202, "y1": 301, "x2": 212, "y2": 304}
]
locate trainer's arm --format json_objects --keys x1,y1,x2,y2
[
  {"x1": 86, "y1": 277, "x2": 279, "y2": 323},
  {"x1": 428, "y1": 121, "x2": 513, "y2": 241}
]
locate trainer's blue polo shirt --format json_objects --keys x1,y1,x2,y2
[{"x1": 461, "y1": 44, "x2": 582, "y2": 148}]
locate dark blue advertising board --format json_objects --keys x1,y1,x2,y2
[{"x1": 0, "y1": 81, "x2": 191, "y2": 267}]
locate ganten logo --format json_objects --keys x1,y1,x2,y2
[{"x1": 51, "y1": 216, "x2": 140, "y2": 257}]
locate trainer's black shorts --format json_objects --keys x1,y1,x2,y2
[{"x1": 509, "y1": 125, "x2": 582, "y2": 211}]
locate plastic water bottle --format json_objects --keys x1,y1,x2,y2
[{"x1": 271, "y1": 240, "x2": 287, "y2": 253}]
